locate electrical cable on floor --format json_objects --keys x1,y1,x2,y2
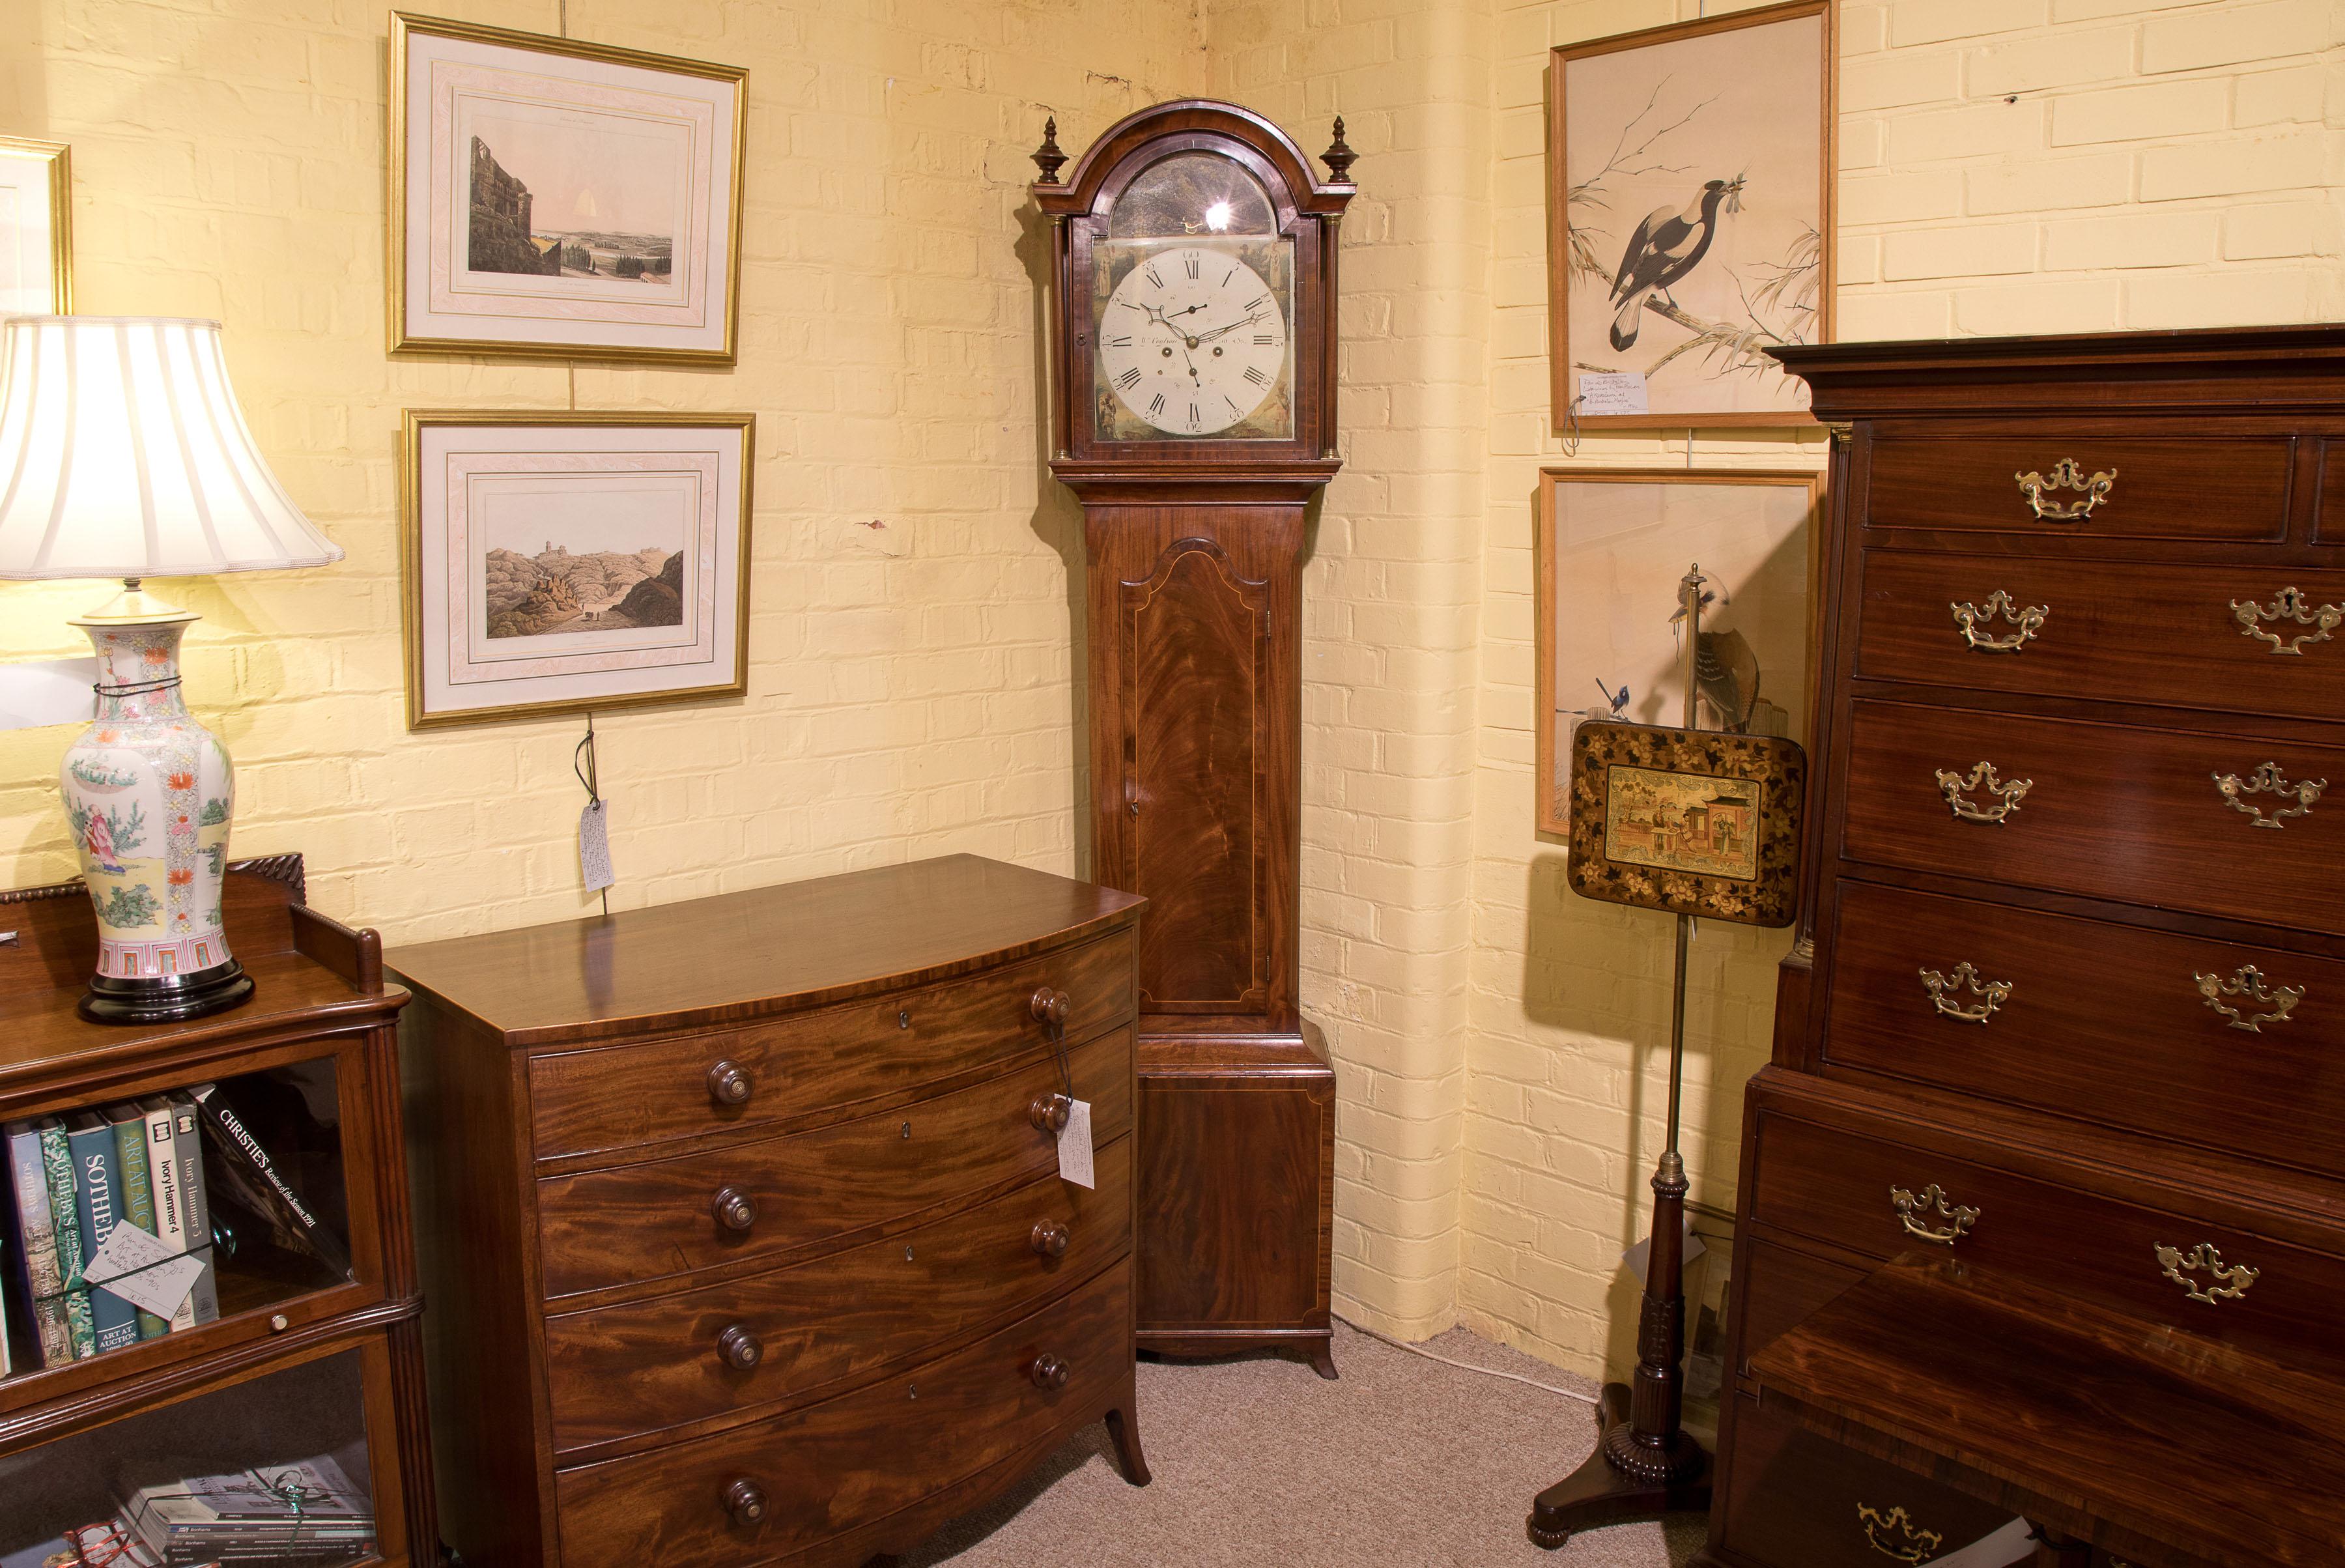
[{"x1": 1332, "y1": 1314, "x2": 1604, "y2": 1407}]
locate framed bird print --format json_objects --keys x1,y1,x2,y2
[
  {"x1": 1534, "y1": 468, "x2": 1822, "y2": 836},
  {"x1": 1547, "y1": 0, "x2": 1837, "y2": 430}
]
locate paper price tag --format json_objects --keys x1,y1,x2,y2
[
  {"x1": 1620, "y1": 1214, "x2": 1707, "y2": 1285},
  {"x1": 579, "y1": 799, "x2": 615, "y2": 893},
  {"x1": 85, "y1": 1220, "x2": 203, "y2": 1322},
  {"x1": 1577, "y1": 369, "x2": 1650, "y2": 417},
  {"x1": 1057, "y1": 1098, "x2": 1095, "y2": 1189}
]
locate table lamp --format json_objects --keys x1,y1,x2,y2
[{"x1": 0, "y1": 316, "x2": 343, "y2": 1023}]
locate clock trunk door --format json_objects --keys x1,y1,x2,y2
[{"x1": 1113, "y1": 535, "x2": 1277, "y2": 1016}]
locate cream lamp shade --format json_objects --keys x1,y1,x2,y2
[{"x1": 0, "y1": 315, "x2": 343, "y2": 580}]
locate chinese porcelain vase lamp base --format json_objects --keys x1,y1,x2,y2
[
  {"x1": 65, "y1": 584, "x2": 251, "y2": 1023},
  {"x1": 0, "y1": 316, "x2": 345, "y2": 1025}
]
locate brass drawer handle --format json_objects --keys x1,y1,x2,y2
[
  {"x1": 1950, "y1": 590, "x2": 2047, "y2": 653},
  {"x1": 1919, "y1": 962, "x2": 2010, "y2": 1024},
  {"x1": 2013, "y1": 458, "x2": 2115, "y2": 521},
  {"x1": 1029, "y1": 1092, "x2": 1072, "y2": 1133},
  {"x1": 711, "y1": 1185, "x2": 759, "y2": 1233},
  {"x1": 707, "y1": 1059, "x2": 754, "y2": 1107},
  {"x1": 1856, "y1": 1503, "x2": 1943, "y2": 1563},
  {"x1": 1029, "y1": 1352, "x2": 1071, "y2": 1391},
  {"x1": 716, "y1": 1323, "x2": 764, "y2": 1371},
  {"x1": 722, "y1": 1477, "x2": 767, "y2": 1526},
  {"x1": 2232, "y1": 588, "x2": 2342, "y2": 655},
  {"x1": 1935, "y1": 760, "x2": 2032, "y2": 823},
  {"x1": 2195, "y1": 964, "x2": 2303, "y2": 1033},
  {"x1": 1030, "y1": 1219, "x2": 1072, "y2": 1257},
  {"x1": 2157, "y1": 1242, "x2": 2258, "y2": 1305},
  {"x1": 2213, "y1": 762, "x2": 2325, "y2": 829},
  {"x1": 1891, "y1": 1184, "x2": 1978, "y2": 1246}
]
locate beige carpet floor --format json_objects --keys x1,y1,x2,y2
[{"x1": 898, "y1": 1322, "x2": 1706, "y2": 1568}]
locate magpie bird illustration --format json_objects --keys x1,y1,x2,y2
[{"x1": 1608, "y1": 175, "x2": 1746, "y2": 351}]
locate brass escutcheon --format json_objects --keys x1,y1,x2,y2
[
  {"x1": 2231, "y1": 588, "x2": 2342, "y2": 655},
  {"x1": 1950, "y1": 590, "x2": 2048, "y2": 653},
  {"x1": 2013, "y1": 458, "x2": 2116, "y2": 521},
  {"x1": 2212, "y1": 762, "x2": 2325, "y2": 829},
  {"x1": 2195, "y1": 964, "x2": 2304, "y2": 1033},
  {"x1": 1935, "y1": 760, "x2": 2032, "y2": 823},
  {"x1": 1920, "y1": 962, "x2": 2011, "y2": 1024},
  {"x1": 1891, "y1": 1184, "x2": 1978, "y2": 1246},
  {"x1": 1856, "y1": 1503, "x2": 1944, "y2": 1564},
  {"x1": 2156, "y1": 1242, "x2": 2259, "y2": 1305}
]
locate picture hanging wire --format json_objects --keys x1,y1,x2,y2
[
  {"x1": 1561, "y1": 392, "x2": 1585, "y2": 457},
  {"x1": 573, "y1": 711, "x2": 607, "y2": 917}
]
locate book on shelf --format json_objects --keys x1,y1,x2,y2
[
  {"x1": 36, "y1": 1119, "x2": 96, "y2": 1363},
  {"x1": 160, "y1": 1095, "x2": 220, "y2": 1328},
  {"x1": 104, "y1": 1104, "x2": 173, "y2": 1342},
  {"x1": 121, "y1": 1453, "x2": 375, "y2": 1567},
  {"x1": 2, "y1": 1120, "x2": 64, "y2": 1371},
  {"x1": 188, "y1": 1083, "x2": 350, "y2": 1281},
  {"x1": 63, "y1": 1113, "x2": 141, "y2": 1354}
]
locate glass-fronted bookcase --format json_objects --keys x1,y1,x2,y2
[{"x1": 0, "y1": 858, "x2": 433, "y2": 1568}]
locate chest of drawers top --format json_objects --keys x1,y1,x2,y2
[{"x1": 389, "y1": 852, "x2": 1145, "y2": 1049}]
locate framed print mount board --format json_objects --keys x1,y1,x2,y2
[
  {"x1": 401, "y1": 411, "x2": 754, "y2": 729},
  {"x1": 1534, "y1": 467, "x2": 1821, "y2": 836},
  {"x1": 1548, "y1": 0, "x2": 1837, "y2": 429},
  {"x1": 0, "y1": 136, "x2": 72, "y2": 315},
  {"x1": 391, "y1": 12, "x2": 745, "y2": 363}
]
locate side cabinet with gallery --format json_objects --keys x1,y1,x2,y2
[{"x1": 1547, "y1": 0, "x2": 1838, "y2": 429}]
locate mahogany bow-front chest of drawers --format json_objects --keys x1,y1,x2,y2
[
  {"x1": 390, "y1": 855, "x2": 1149, "y2": 1568},
  {"x1": 1699, "y1": 329, "x2": 2345, "y2": 1568}
]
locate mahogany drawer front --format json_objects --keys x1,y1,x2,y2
[
  {"x1": 1825, "y1": 880, "x2": 2345, "y2": 1176},
  {"x1": 543, "y1": 1135, "x2": 1134, "y2": 1453},
  {"x1": 552, "y1": 1257, "x2": 1131, "y2": 1568},
  {"x1": 536, "y1": 1027, "x2": 1134, "y2": 1300},
  {"x1": 1841, "y1": 700, "x2": 2345, "y2": 935},
  {"x1": 1716, "y1": 1393, "x2": 2016, "y2": 1568},
  {"x1": 527, "y1": 930, "x2": 1135, "y2": 1162},
  {"x1": 1854, "y1": 550, "x2": 2345, "y2": 723},
  {"x1": 1862, "y1": 434, "x2": 2292, "y2": 542},
  {"x1": 1749, "y1": 1106, "x2": 2345, "y2": 1364},
  {"x1": 1732, "y1": 1237, "x2": 1864, "y2": 1383}
]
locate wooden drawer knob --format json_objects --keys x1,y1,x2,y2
[
  {"x1": 1030, "y1": 1220, "x2": 1071, "y2": 1257},
  {"x1": 722, "y1": 1477, "x2": 767, "y2": 1526},
  {"x1": 716, "y1": 1323, "x2": 764, "y2": 1371},
  {"x1": 712, "y1": 1186, "x2": 759, "y2": 1233},
  {"x1": 1030, "y1": 986, "x2": 1072, "y2": 1027},
  {"x1": 707, "y1": 1059, "x2": 754, "y2": 1106},
  {"x1": 1029, "y1": 1093, "x2": 1072, "y2": 1133},
  {"x1": 1029, "y1": 1352, "x2": 1070, "y2": 1391}
]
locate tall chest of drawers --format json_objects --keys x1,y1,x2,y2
[
  {"x1": 390, "y1": 855, "x2": 1149, "y2": 1568},
  {"x1": 1699, "y1": 330, "x2": 2345, "y2": 1568}
]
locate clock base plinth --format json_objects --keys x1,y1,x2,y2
[{"x1": 1134, "y1": 1016, "x2": 1337, "y2": 1378}]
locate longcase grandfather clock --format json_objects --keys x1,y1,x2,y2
[{"x1": 1033, "y1": 102, "x2": 1356, "y2": 1376}]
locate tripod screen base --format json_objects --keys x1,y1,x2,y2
[{"x1": 1527, "y1": 1383, "x2": 1713, "y2": 1550}]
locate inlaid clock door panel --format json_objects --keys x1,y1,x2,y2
[{"x1": 1119, "y1": 537, "x2": 1272, "y2": 1012}]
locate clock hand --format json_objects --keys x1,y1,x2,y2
[{"x1": 1193, "y1": 317, "x2": 1258, "y2": 344}]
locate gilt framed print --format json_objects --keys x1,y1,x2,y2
[
  {"x1": 1565, "y1": 720, "x2": 1806, "y2": 928},
  {"x1": 0, "y1": 136, "x2": 72, "y2": 315},
  {"x1": 402, "y1": 412, "x2": 754, "y2": 728},
  {"x1": 1535, "y1": 468, "x2": 1821, "y2": 835},
  {"x1": 390, "y1": 13, "x2": 745, "y2": 363},
  {"x1": 1548, "y1": 0, "x2": 1836, "y2": 430}
]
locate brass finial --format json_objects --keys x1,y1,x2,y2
[
  {"x1": 1032, "y1": 116, "x2": 1068, "y2": 184},
  {"x1": 1322, "y1": 116, "x2": 1357, "y2": 183}
]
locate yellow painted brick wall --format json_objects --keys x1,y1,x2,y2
[{"x1": 0, "y1": 0, "x2": 1206, "y2": 934}]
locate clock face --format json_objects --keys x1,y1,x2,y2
[{"x1": 1091, "y1": 240, "x2": 1295, "y2": 442}]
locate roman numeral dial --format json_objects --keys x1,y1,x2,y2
[{"x1": 1096, "y1": 244, "x2": 1290, "y2": 437}]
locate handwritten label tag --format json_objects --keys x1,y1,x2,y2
[
  {"x1": 579, "y1": 800, "x2": 614, "y2": 893},
  {"x1": 1577, "y1": 369, "x2": 1650, "y2": 418},
  {"x1": 85, "y1": 1220, "x2": 203, "y2": 1322},
  {"x1": 1929, "y1": 1518, "x2": 2036, "y2": 1568},
  {"x1": 1057, "y1": 1098, "x2": 1095, "y2": 1189}
]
